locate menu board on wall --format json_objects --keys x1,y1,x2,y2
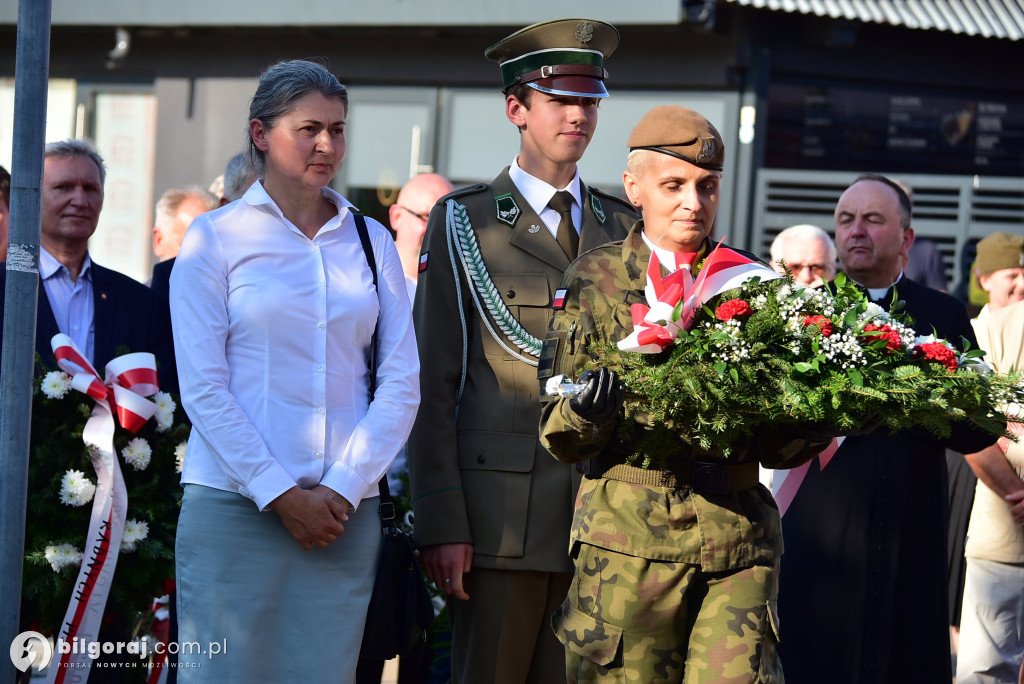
[{"x1": 766, "y1": 81, "x2": 1024, "y2": 175}]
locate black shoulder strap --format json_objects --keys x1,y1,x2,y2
[{"x1": 352, "y1": 213, "x2": 396, "y2": 519}]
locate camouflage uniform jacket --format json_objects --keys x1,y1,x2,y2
[
  {"x1": 538, "y1": 222, "x2": 829, "y2": 573},
  {"x1": 409, "y1": 168, "x2": 636, "y2": 572}
]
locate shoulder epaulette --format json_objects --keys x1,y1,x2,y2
[
  {"x1": 587, "y1": 185, "x2": 635, "y2": 212},
  {"x1": 436, "y1": 183, "x2": 488, "y2": 207}
]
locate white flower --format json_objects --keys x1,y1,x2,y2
[
  {"x1": 59, "y1": 470, "x2": 96, "y2": 507},
  {"x1": 860, "y1": 302, "x2": 890, "y2": 323},
  {"x1": 44, "y1": 543, "x2": 83, "y2": 572},
  {"x1": 152, "y1": 392, "x2": 176, "y2": 432},
  {"x1": 120, "y1": 519, "x2": 149, "y2": 552},
  {"x1": 122, "y1": 437, "x2": 152, "y2": 471},
  {"x1": 912, "y1": 335, "x2": 956, "y2": 352},
  {"x1": 174, "y1": 441, "x2": 188, "y2": 474},
  {"x1": 41, "y1": 371, "x2": 72, "y2": 399}
]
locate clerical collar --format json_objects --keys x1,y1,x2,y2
[
  {"x1": 851, "y1": 271, "x2": 904, "y2": 301},
  {"x1": 641, "y1": 231, "x2": 706, "y2": 273}
]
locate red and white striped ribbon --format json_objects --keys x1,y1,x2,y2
[{"x1": 46, "y1": 334, "x2": 159, "y2": 684}]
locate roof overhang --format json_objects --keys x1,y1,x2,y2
[{"x1": 724, "y1": 0, "x2": 1024, "y2": 40}]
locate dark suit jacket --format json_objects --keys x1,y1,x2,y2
[
  {"x1": 778, "y1": 275, "x2": 994, "y2": 684},
  {"x1": 0, "y1": 260, "x2": 177, "y2": 394},
  {"x1": 149, "y1": 257, "x2": 174, "y2": 310}
]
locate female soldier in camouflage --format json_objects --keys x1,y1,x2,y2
[{"x1": 538, "y1": 105, "x2": 831, "y2": 683}]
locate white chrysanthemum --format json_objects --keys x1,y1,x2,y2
[
  {"x1": 122, "y1": 437, "x2": 152, "y2": 471},
  {"x1": 912, "y1": 335, "x2": 956, "y2": 352},
  {"x1": 59, "y1": 469, "x2": 96, "y2": 507},
  {"x1": 41, "y1": 371, "x2": 72, "y2": 399},
  {"x1": 120, "y1": 519, "x2": 149, "y2": 552},
  {"x1": 174, "y1": 441, "x2": 188, "y2": 474},
  {"x1": 859, "y1": 302, "x2": 890, "y2": 324},
  {"x1": 44, "y1": 543, "x2": 83, "y2": 572},
  {"x1": 152, "y1": 392, "x2": 176, "y2": 432}
]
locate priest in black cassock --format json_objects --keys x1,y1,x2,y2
[{"x1": 777, "y1": 173, "x2": 994, "y2": 684}]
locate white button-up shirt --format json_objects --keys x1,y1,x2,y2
[{"x1": 170, "y1": 182, "x2": 420, "y2": 510}]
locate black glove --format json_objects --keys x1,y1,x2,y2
[{"x1": 569, "y1": 368, "x2": 625, "y2": 423}]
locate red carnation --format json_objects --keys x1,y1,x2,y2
[
  {"x1": 802, "y1": 315, "x2": 834, "y2": 337},
  {"x1": 913, "y1": 342, "x2": 958, "y2": 372},
  {"x1": 716, "y1": 299, "x2": 753, "y2": 321},
  {"x1": 861, "y1": 324, "x2": 902, "y2": 353}
]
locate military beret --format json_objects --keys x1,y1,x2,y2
[
  {"x1": 627, "y1": 105, "x2": 725, "y2": 171},
  {"x1": 975, "y1": 231, "x2": 1024, "y2": 275},
  {"x1": 485, "y1": 18, "x2": 619, "y2": 99}
]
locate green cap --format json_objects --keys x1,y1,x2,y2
[
  {"x1": 485, "y1": 18, "x2": 620, "y2": 98},
  {"x1": 975, "y1": 231, "x2": 1024, "y2": 275}
]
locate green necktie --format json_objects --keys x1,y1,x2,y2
[{"x1": 549, "y1": 190, "x2": 579, "y2": 260}]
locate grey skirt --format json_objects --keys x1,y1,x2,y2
[{"x1": 175, "y1": 484, "x2": 382, "y2": 683}]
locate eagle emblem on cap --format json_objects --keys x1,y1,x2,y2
[
  {"x1": 575, "y1": 22, "x2": 594, "y2": 44},
  {"x1": 697, "y1": 138, "x2": 715, "y2": 163}
]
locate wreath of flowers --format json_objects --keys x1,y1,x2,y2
[
  {"x1": 592, "y1": 273, "x2": 1024, "y2": 468},
  {"x1": 22, "y1": 359, "x2": 189, "y2": 638}
]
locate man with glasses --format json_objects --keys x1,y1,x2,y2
[
  {"x1": 388, "y1": 172, "x2": 454, "y2": 303},
  {"x1": 769, "y1": 223, "x2": 836, "y2": 288}
]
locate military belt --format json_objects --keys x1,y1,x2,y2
[{"x1": 592, "y1": 459, "x2": 760, "y2": 495}]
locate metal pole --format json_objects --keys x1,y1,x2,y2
[{"x1": 1, "y1": 0, "x2": 52, "y2": 679}]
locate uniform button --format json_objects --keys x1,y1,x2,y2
[
  {"x1": 576, "y1": 463, "x2": 586, "y2": 473},
  {"x1": 318, "y1": 321, "x2": 325, "y2": 328},
  {"x1": 506, "y1": 289, "x2": 516, "y2": 299},
  {"x1": 315, "y1": 451, "x2": 323, "y2": 459},
  {"x1": 477, "y1": 453, "x2": 486, "y2": 464},
  {"x1": 316, "y1": 365, "x2": 324, "y2": 373},
  {"x1": 316, "y1": 408, "x2": 323, "y2": 415}
]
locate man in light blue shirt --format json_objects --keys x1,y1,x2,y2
[{"x1": 0, "y1": 139, "x2": 174, "y2": 390}]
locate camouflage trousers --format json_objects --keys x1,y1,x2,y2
[{"x1": 552, "y1": 543, "x2": 784, "y2": 683}]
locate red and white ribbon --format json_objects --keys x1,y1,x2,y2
[
  {"x1": 618, "y1": 238, "x2": 781, "y2": 353},
  {"x1": 46, "y1": 334, "x2": 159, "y2": 684},
  {"x1": 772, "y1": 437, "x2": 844, "y2": 517}
]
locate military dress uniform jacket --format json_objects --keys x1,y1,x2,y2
[
  {"x1": 538, "y1": 224, "x2": 830, "y2": 572},
  {"x1": 408, "y1": 168, "x2": 635, "y2": 572}
]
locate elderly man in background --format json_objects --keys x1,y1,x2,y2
[
  {"x1": 0, "y1": 139, "x2": 174, "y2": 389},
  {"x1": 769, "y1": 223, "x2": 836, "y2": 288},
  {"x1": 388, "y1": 173, "x2": 454, "y2": 303},
  {"x1": 152, "y1": 185, "x2": 219, "y2": 262},
  {"x1": 150, "y1": 153, "x2": 261, "y2": 302},
  {"x1": 220, "y1": 150, "x2": 263, "y2": 206}
]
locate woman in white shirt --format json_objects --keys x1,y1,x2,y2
[{"x1": 170, "y1": 59, "x2": 419, "y2": 682}]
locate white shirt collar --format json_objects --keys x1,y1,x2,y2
[
  {"x1": 508, "y1": 157, "x2": 583, "y2": 216},
  {"x1": 242, "y1": 180, "x2": 357, "y2": 237},
  {"x1": 39, "y1": 246, "x2": 92, "y2": 282}
]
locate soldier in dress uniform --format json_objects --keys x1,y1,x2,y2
[
  {"x1": 537, "y1": 105, "x2": 832, "y2": 682},
  {"x1": 408, "y1": 18, "x2": 637, "y2": 684}
]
